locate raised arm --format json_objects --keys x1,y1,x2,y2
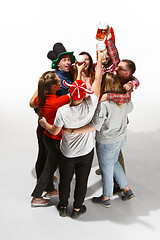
[
  {"x1": 91, "y1": 50, "x2": 106, "y2": 98},
  {"x1": 105, "y1": 28, "x2": 120, "y2": 68},
  {"x1": 76, "y1": 62, "x2": 86, "y2": 80}
]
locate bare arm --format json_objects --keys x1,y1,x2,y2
[
  {"x1": 92, "y1": 50, "x2": 106, "y2": 98},
  {"x1": 29, "y1": 90, "x2": 38, "y2": 108},
  {"x1": 76, "y1": 62, "x2": 86, "y2": 80},
  {"x1": 39, "y1": 117, "x2": 62, "y2": 135},
  {"x1": 63, "y1": 124, "x2": 95, "y2": 135}
]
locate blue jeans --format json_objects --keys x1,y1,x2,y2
[{"x1": 96, "y1": 137, "x2": 128, "y2": 198}]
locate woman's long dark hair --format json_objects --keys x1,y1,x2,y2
[{"x1": 73, "y1": 52, "x2": 95, "y2": 85}]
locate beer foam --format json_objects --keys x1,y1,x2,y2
[
  {"x1": 96, "y1": 42, "x2": 106, "y2": 51},
  {"x1": 76, "y1": 55, "x2": 85, "y2": 63},
  {"x1": 98, "y1": 21, "x2": 108, "y2": 29}
]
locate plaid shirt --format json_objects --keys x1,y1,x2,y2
[{"x1": 103, "y1": 38, "x2": 140, "y2": 104}]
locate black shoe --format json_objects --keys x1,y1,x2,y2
[
  {"x1": 113, "y1": 186, "x2": 123, "y2": 196},
  {"x1": 57, "y1": 205, "x2": 67, "y2": 217},
  {"x1": 122, "y1": 189, "x2": 135, "y2": 201},
  {"x1": 95, "y1": 168, "x2": 102, "y2": 175},
  {"x1": 71, "y1": 205, "x2": 87, "y2": 219},
  {"x1": 92, "y1": 196, "x2": 111, "y2": 208}
]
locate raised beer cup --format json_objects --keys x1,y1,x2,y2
[
  {"x1": 96, "y1": 22, "x2": 109, "y2": 41},
  {"x1": 96, "y1": 42, "x2": 106, "y2": 62}
]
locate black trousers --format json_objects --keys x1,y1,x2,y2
[
  {"x1": 31, "y1": 134, "x2": 60, "y2": 198},
  {"x1": 58, "y1": 149, "x2": 94, "y2": 209},
  {"x1": 35, "y1": 136, "x2": 47, "y2": 179}
]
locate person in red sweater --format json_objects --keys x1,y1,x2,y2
[
  {"x1": 31, "y1": 43, "x2": 75, "y2": 183},
  {"x1": 30, "y1": 71, "x2": 70, "y2": 207}
]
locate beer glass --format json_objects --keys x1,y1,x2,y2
[
  {"x1": 96, "y1": 42, "x2": 106, "y2": 62},
  {"x1": 96, "y1": 22, "x2": 109, "y2": 41},
  {"x1": 76, "y1": 55, "x2": 85, "y2": 66}
]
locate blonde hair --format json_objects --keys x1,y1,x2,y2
[
  {"x1": 37, "y1": 71, "x2": 59, "y2": 117},
  {"x1": 101, "y1": 72, "x2": 125, "y2": 107}
]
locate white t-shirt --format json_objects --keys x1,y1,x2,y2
[{"x1": 54, "y1": 94, "x2": 98, "y2": 158}]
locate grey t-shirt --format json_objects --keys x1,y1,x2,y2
[
  {"x1": 89, "y1": 101, "x2": 133, "y2": 144},
  {"x1": 54, "y1": 94, "x2": 98, "y2": 158}
]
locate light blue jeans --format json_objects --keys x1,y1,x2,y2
[{"x1": 96, "y1": 137, "x2": 128, "y2": 198}]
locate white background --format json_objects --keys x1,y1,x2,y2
[
  {"x1": 1, "y1": 0, "x2": 160, "y2": 134},
  {"x1": 0, "y1": 0, "x2": 160, "y2": 240}
]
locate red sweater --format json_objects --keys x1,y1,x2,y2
[{"x1": 34, "y1": 94, "x2": 70, "y2": 140}]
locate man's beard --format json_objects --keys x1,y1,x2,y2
[{"x1": 102, "y1": 58, "x2": 112, "y2": 68}]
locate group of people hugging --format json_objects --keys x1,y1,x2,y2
[{"x1": 29, "y1": 26, "x2": 140, "y2": 219}]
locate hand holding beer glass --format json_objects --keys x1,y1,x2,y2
[
  {"x1": 76, "y1": 55, "x2": 86, "y2": 77},
  {"x1": 96, "y1": 42, "x2": 107, "y2": 62},
  {"x1": 96, "y1": 22, "x2": 109, "y2": 41},
  {"x1": 97, "y1": 48, "x2": 108, "y2": 65}
]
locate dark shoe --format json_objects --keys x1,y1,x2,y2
[
  {"x1": 113, "y1": 186, "x2": 123, "y2": 196},
  {"x1": 122, "y1": 189, "x2": 135, "y2": 201},
  {"x1": 95, "y1": 168, "x2": 102, "y2": 175},
  {"x1": 71, "y1": 205, "x2": 87, "y2": 219},
  {"x1": 57, "y1": 205, "x2": 67, "y2": 217},
  {"x1": 92, "y1": 196, "x2": 111, "y2": 208}
]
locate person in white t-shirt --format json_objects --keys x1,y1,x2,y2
[
  {"x1": 64, "y1": 72, "x2": 135, "y2": 208},
  {"x1": 39, "y1": 50, "x2": 106, "y2": 219}
]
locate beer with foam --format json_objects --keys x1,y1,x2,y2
[
  {"x1": 96, "y1": 22, "x2": 109, "y2": 41},
  {"x1": 96, "y1": 42, "x2": 106, "y2": 62}
]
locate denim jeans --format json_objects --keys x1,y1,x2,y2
[{"x1": 96, "y1": 137, "x2": 128, "y2": 198}]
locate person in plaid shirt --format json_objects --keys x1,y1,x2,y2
[
  {"x1": 95, "y1": 27, "x2": 140, "y2": 197},
  {"x1": 94, "y1": 29, "x2": 139, "y2": 104},
  {"x1": 102, "y1": 27, "x2": 139, "y2": 103}
]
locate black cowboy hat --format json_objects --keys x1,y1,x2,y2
[{"x1": 47, "y1": 42, "x2": 75, "y2": 69}]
